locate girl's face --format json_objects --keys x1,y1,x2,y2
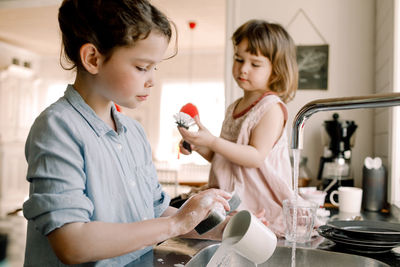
[
  {"x1": 232, "y1": 38, "x2": 273, "y2": 94},
  {"x1": 96, "y1": 31, "x2": 169, "y2": 109}
]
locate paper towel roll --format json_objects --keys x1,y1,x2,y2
[{"x1": 364, "y1": 157, "x2": 382, "y2": 169}]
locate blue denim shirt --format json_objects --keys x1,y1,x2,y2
[{"x1": 23, "y1": 85, "x2": 170, "y2": 267}]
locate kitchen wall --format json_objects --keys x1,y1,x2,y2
[
  {"x1": 225, "y1": 0, "x2": 376, "y2": 190},
  {"x1": 373, "y1": 0, "x2": 398, "y2": 205}
]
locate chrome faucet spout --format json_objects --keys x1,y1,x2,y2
[{"x1": 291, "y1": 92, "x2": 400, "y2": 150}]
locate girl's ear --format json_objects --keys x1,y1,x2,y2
[{"x1": 80, "y1": 43, "x2": 102, "y2": 74}]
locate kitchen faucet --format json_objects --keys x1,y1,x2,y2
[{"x1": 291, "y1": 92, "x2": 400, "y2": 150}]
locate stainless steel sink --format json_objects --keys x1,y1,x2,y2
[{"x1": 185, "y1": 244, "x2": 390, "y2": 267}]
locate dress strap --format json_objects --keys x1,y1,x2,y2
[{"x1": 232, "y1": 91, "x2": 276, "y2": 119}]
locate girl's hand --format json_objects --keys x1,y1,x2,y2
[
  {"x1": 254, "y1": 209, "x2": 269, "y2": 226},
  {"x1": 178, "y1": 139, "x2": 193, "y2": 155},
  {"x1": 171, "y1": 189, "x2": 231, "y2": 236},
  {"x1": 178, "y1": 116, "x2": 216, "y2": 149}
]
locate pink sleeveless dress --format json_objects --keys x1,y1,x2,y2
[{"x1": 209, "y1": 93, "x2": 294, "y2": 236}]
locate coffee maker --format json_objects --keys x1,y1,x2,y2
[{"x1": 317, "y1": 113, "x2": 357, "y2": 203}]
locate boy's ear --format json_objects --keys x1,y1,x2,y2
[{"x1": 80, "y1": 43, "x2": 102, "y2": 74}]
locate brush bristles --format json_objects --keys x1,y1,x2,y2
[{"x1": 174, "y1": 112, "x2": 195, "y2": 128}]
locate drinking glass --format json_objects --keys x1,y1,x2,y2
[{"x1": 283, "y1": 198, "x2": 317, "y2": 243}]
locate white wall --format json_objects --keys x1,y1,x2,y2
[
  {"x1": 377, "y1": 0, "x2": 399, "y2": 205},
  {"x1": 225, "y1": 0, "x2": 375, "y2": 187}
]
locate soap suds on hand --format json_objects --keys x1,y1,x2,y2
[
  {"x1": 200, "y1": 194, "x2": 213, "y2": 208},
  {"x1": 212, "y1": 202, "x2": 226, "y2": 216}
]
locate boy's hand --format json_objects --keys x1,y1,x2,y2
[{"x1": 171, "y1": 189, "x2": 231, "y2": 236}]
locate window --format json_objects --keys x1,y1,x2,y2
[
  {"x1": 157, "y1": 82, "x2": 225, "y2": 165},
  {"x1": 46, "y1": 83, "x2": 65, "y2": 107}
]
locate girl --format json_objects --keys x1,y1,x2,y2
[
  {"x1": 178, "y1": 19, "x2": 298, "y2": 236},
  {"x1": 22, "y1": 0, "x2": 231, "y2": 266}
]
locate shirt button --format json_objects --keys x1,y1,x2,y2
[
  {"x1": 117, "y1": 143, "x2": 122, "y2": 150},
  {"x1": 131, "y1": 180, "x2": 136, "y2": 187}
]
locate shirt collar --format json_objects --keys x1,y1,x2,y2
[
  {"x1": 64, "y1": 84, "x2": 127, "y2": 136},
  {"x1": 111, "y1": 104, "x2": 128, "y2": 134}
]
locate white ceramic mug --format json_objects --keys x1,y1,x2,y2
[
  {"x1": 221, "y1": 210, "x2": 277, "y2": 264},
  {"x1": 329, "y1": 186, "x2": 363, "y2": 213}
]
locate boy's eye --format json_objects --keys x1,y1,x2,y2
[
  {"x1": 136, "y1": 65, "x2": 158, "y2": 72},
  {"x1": 252, "y1": 63, "x2": 260, "y2": 67},
  {"x1": 234, "y1": 57, "x2": 244, "y2": 63},
  {"x1": 136, "y1": 66, "x2": 147, "y2": 72}
]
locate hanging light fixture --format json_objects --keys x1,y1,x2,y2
[{"x1": 188, "y1": 21, "x2": 196, "y2": 88}]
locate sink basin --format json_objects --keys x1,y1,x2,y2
[
  {"x1": 185, "y1": 244, "x2": 390, "y2": 267},
  {"x1": 122, "y1": 238, "x2": 394, "y2": 266}
]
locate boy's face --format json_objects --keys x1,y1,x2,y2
[
  {"x1": 232, "y1": 38, "x2": 272, "y2": 93},
  {"x1": 96, "y1": 31, "x2": 169, "y2": 109}
]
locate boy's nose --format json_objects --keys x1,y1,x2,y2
[
  {"x1": 144, "y1": 80, "x2": 153, "y2": 88},
  {"x1": 145, "y1": 73, "x2": 155, "y2": 88}
]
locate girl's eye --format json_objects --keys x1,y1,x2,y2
[
  {"x1": 234, "y1": 58, "x2": 244, "y2": 63},
  {"x1": 252, "y1": 64, "x2": 261, "y2": 67}
]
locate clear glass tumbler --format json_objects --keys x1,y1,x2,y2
[{"x1": 283, "y1": 198, "x2": 318, "y2": 243}]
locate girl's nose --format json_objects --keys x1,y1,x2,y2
[{"x1": 240, "y1": 63, "x2": 249, "y2": 74}]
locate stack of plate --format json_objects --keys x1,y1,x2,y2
[{"x1": 317, "y1": 220, "x2": 400, "y2": 253}]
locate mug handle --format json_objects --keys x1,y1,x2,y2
[{"x1": 329, "y1": 190, "x2": 339, "y2": 206}]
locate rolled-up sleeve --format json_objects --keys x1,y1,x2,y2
[{"x1": 23, "y1": 111, "x2": 94, "y2": 236}]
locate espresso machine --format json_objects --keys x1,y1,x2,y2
[{"x1": 317, "y1": 113, "x2": 358, "y2": 203}]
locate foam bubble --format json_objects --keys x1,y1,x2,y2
[{"x1": 200, "y1": 195, "x2": 213, "y2": 208}]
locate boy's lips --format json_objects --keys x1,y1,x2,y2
[{"x1": 136, "y1": 95, "x2": 149, "y2": 101}]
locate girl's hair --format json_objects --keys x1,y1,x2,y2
[
  {"x1": 58, "y1": 0, "x2": 175, "y2": 70},
  {"x1": 232, "y1": 20, "x2": 298, "y2": 103}
]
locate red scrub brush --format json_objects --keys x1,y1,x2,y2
[{"x1": 174, "y1": 103, "x2": 199, "y2": 153}]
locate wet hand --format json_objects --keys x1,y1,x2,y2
[{"x1": 171, "y1": 189, "x2": 231, "y2": 236}]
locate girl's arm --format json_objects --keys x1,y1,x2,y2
[
  {"x1": 178, "y1": 103, "x2": 284, "y2": 168},
  {"x1": 47, "y1": 189, "x2": 231, "y2": 265}
]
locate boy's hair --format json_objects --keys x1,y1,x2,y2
[
  {"x1": 232, "y1": 19, "x2": 298, "y2": 103},
  {"x1": 58, "y1": 0, "x2": 174, "y2": 70}
]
